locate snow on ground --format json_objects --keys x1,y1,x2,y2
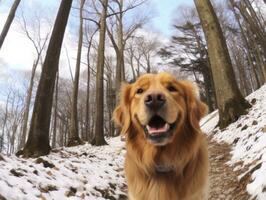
[
  {"x1": 201, "y1": 84, "x2": 266, "y2": 200},
  {"x1": 1, "y1": 84, "x2": 266, "y2": 200},
  {"x1": 0, "y1": 137, "x2": 126, "y2": 200}
]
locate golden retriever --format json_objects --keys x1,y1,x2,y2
[{"x1": 113, "y1": 72, "x2": 209, "y2": 200}]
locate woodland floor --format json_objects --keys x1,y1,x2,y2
[
  {"x1": 208, "y1": 136, "x2": 252, "y2": 200},
  {"x1": 0, "y1": 136, "x2": 255, "y2": 200}
]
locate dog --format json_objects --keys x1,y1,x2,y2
[{"x1": 113, "y1": 72, "x2": 209, "y2": 200}]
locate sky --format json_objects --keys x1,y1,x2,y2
[
  {"x1": 0, "y1": 0, "x2": 194, "y2": 80},
  {"x1": 151, "y1": 0, "x2": 193, "y2": 36}
]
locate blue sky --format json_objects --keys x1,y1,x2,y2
[
  {"x1": 0, "y1": 0, "x2": 195, "y2": 101},
  {"x1": 151, "y1": 0, "x2": 193, "y2": 36},
  {"x1": 0, "y1": 0, "x2": 194, "y2": 37},
  {"x1": 0, "y1": 0, "x2": 194, "y2": 76}
]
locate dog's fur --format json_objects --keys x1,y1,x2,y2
[{"x1": 113, "y1": 73, "x2": 209, "y2": 200}]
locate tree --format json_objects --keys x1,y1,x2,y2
[
  {"x1": 194, "y1": 0, "x2": 251, "y2": 128},
  {"x1": 68, "y1": 0, "x2": 85, "y2": 147},
  {"x1": 158, "y1": 6, "x2": 216, "y2": 111},
  {"x1": 0, "y1": 0, "x2": 21, "y2": 49},
  {"x1": 18, "y1": 11, "x2": 50, "y2": 150},
  {"x1": 136, "y1": 36, "x2": 160, "y2": 73},
  {"x1": 230, "y1": 0, "x2": 266, "y2": 85},
  {"x1": 84, "y1": 28, "x2": 98, "y2": 141},
  {"x1": 106, "y1": 0, "x2": 146, "y2": 104},
  {"x1": 19, "y1": 0, "x2": 73, "y2": 157},
  {"x1": 94, "y1": 0, "x2": 108, "y2": 146},
  {"x1": 52, "y1": 72, "x2": 59, "y2": 148}
]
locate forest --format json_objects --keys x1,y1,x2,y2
[{"x1": 0, "y1": 0, "x2": 265, "y2": 199}]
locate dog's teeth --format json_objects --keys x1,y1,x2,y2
[
  {"x1": 164, "y1": 123, "x2": 170, "y2": 131},
  {"x1": 146, "y1": 123, "x2": 170, "y2": 134}
]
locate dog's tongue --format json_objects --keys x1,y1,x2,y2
[{"x1": 147, "y1": 123, "x2": 170, "y2": 134}]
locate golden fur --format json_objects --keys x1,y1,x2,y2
[{"x1": 113, "y1": 73, "x2": 209, "y2": 200}]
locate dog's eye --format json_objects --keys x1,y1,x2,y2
[
  {"x1": 136, "y1": 88, "x2": 144, "y2": 94},
  {"x1": 167, "y1": 85, "x2": 177, "y2": 92}
]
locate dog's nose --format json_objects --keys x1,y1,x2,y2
[{"x1": 145, "y1": 92, "x2": 166, "y2": 111}]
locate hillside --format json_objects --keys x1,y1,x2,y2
[
  {"x1": 0, "y1": 84, "x2": 265, "y2": 200},
  {"x1": 201, "y1": 84, "x2": 266, "y2": 200}
]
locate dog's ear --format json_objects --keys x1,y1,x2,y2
[
  {"x1": 180, "y1": 81, "x2": 208, "y2": 131},
  {"x1": 113, "y1": 83, "x2": 132, "y2": 135}
]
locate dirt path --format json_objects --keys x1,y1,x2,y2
[{"x1": 208, "y1": 137, "x2": 252, "y2": 200}]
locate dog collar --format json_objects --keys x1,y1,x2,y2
[{"x1": 155, "y1": 164, "x2": 174, "y2": 173}]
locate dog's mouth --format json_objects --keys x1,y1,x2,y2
[{"x1": 143, "y1": 115, "x2": 176, "y2": 145}]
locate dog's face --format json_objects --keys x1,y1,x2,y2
[{"x1": 113, "y1": 72, "x2": 207, "y2": 146}]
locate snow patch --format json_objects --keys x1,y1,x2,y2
[
  {"x1": 201, "y1": 84, "x2": 266, "y2": 200},
  {"x1": 0, "y1": 137, "x2": 126, "y2": 200}
]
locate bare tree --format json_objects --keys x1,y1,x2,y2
[
  {"x1": 194, "y1": 0, "x2": 251, "y2": 128},
  {"x1": 52, "y1": 72, "x2": 59, "y2": 148},
  {"x1": 6, "y1": 88, "x2": 24, "y2": 155},
  {"x1": 68, "y1": 0, "x2": 85, "y2": 147},
  {"x1": 136, "y1": 36, "x2": 159, "y2": 73},
  {"x1": 19, "y1": 0, "x2": 73, "y2": 157},
  {"x1": 18, "y1": 12, "x2": 50, "y2": 150},
  {"x1": 0, "y1": 92, "x2": 11, "y2": 152},
  {"x1": 106, "y1": 0, "x2": 146, "y2": 103},
  {"x1": 0, "y1": 0, "x2": 21, "y2": 49},
  {"x1": 94, "y1": 0, "x2": 109, "y2": 146},
  {"x1": 84, "y1": 28, "x2": 98, "y2": 141}
]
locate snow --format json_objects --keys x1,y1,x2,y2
[
  {"x1": 1, "y1": 84, "x2": 266, "y2": 200},
  {"x1": 0, "y1": 137, "x2": 126, "y2": 200},
  {"x1": 201, "y1": 84, "x2": 266, "y2": 200}
]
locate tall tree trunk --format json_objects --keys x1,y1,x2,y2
[
  {"x1": 0, "y1": 93, "x2": 10, "y2": 152},
  {"x1": 85, "y1": 45, "x2": 91, "y2": 142},
  {"x1": 20, "y1": 0, "x2": 73, "y2": 157},
  {"x1": 52, "y1": 72, "x2": 59, "y2": 148},
  {"x1": 85, "y1": 29, "x2": 97, "y2": 142},
  {"x1": 235, "y1": 0, "x2": 266, "y2": 54},
  {"x1": 94, "y1": 0, "x2": 108, "y2": 146},
  {"x1": 229, "y1": 0, "x2": 261, "y2": 89},
  {"x1": 19, "y1": 58, "x2": 39, "y2": 150},
  {"x1": 191, "y1": 22, "x2": 216, "y2": 110},
  {"x1": 106, "y1": 0, "x2": 125, "y2": 105},
  {"x1": 0, "y1": 0, "x2": 21, "y2": 49},
  {"x1": 194, "y1": 0, "x2": 251, "y2": 129},
  {"x1": 128, "y1": 47, "x2": 136, "y2": 81},
  {"x1": 68, "y1": 0, "x2": 85, "y2": 147}
]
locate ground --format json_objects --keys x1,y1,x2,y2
[
  {"x1": 208, "y1": 137, "x2": 251, "y2": 200},
  {"x1": 0, "y1": 136, "x2": 256, "y2": 200},
  {"x1": 0, "y1": 138, "x2": 127, "y2": 200},
  {"x1": 0, "y1": 84, "x2": 266, "y2": 200}
]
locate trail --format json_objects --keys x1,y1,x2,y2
[{"x1": 208, "y1": 136, "x2": 251, "y2": 200}]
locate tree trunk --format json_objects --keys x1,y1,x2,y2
[
  {"x1": 20, "y1": 0, "x2": 73, "y2": 157},
  {"x1": 236, "y1": 0, "x2": 266, "y2": 54},
  {"x1": 52, "y1": 72, "x2": 59, "y2": 148},
  {"x1": 0, "y1": 0, "x2": 21, "y2": 49},
  {"x1": 128, "y1": 47, "x2": 136, "y2": 81},
  {"x1": 194, "y1": 0, "x2": 251, "y2": 129},
  {"x1": 229, "y1": 0, "x2": 261, "y2": 90},
  {"x1": 0, "y1": 93, "x2": 10, "y2": 152},
  {"x1": 19, "y1": 58, "x2": 39, "y2": 150},
  {"x1": 191, "y1": 22, "x2": 216, "y2": 111},
  {"x1": 68, "y1": 0, "x2": 84, "y2": 147},
  {"x1": 94, "y1": 0, "x2": 108, "y2": 146},
  {"x1": 85, "y1": 44, "x2": 91, "y2": 141}
]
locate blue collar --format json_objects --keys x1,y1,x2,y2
[{"x1": 155, "y1": 164, "x2": 174, "y2": 173}]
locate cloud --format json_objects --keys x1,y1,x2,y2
[
  {"x1": 0, "y1": 9, "x2": 80, "y2": 80},
  {"x1": 0, "y1": 13, "x2": 35, "y2": 71}
]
